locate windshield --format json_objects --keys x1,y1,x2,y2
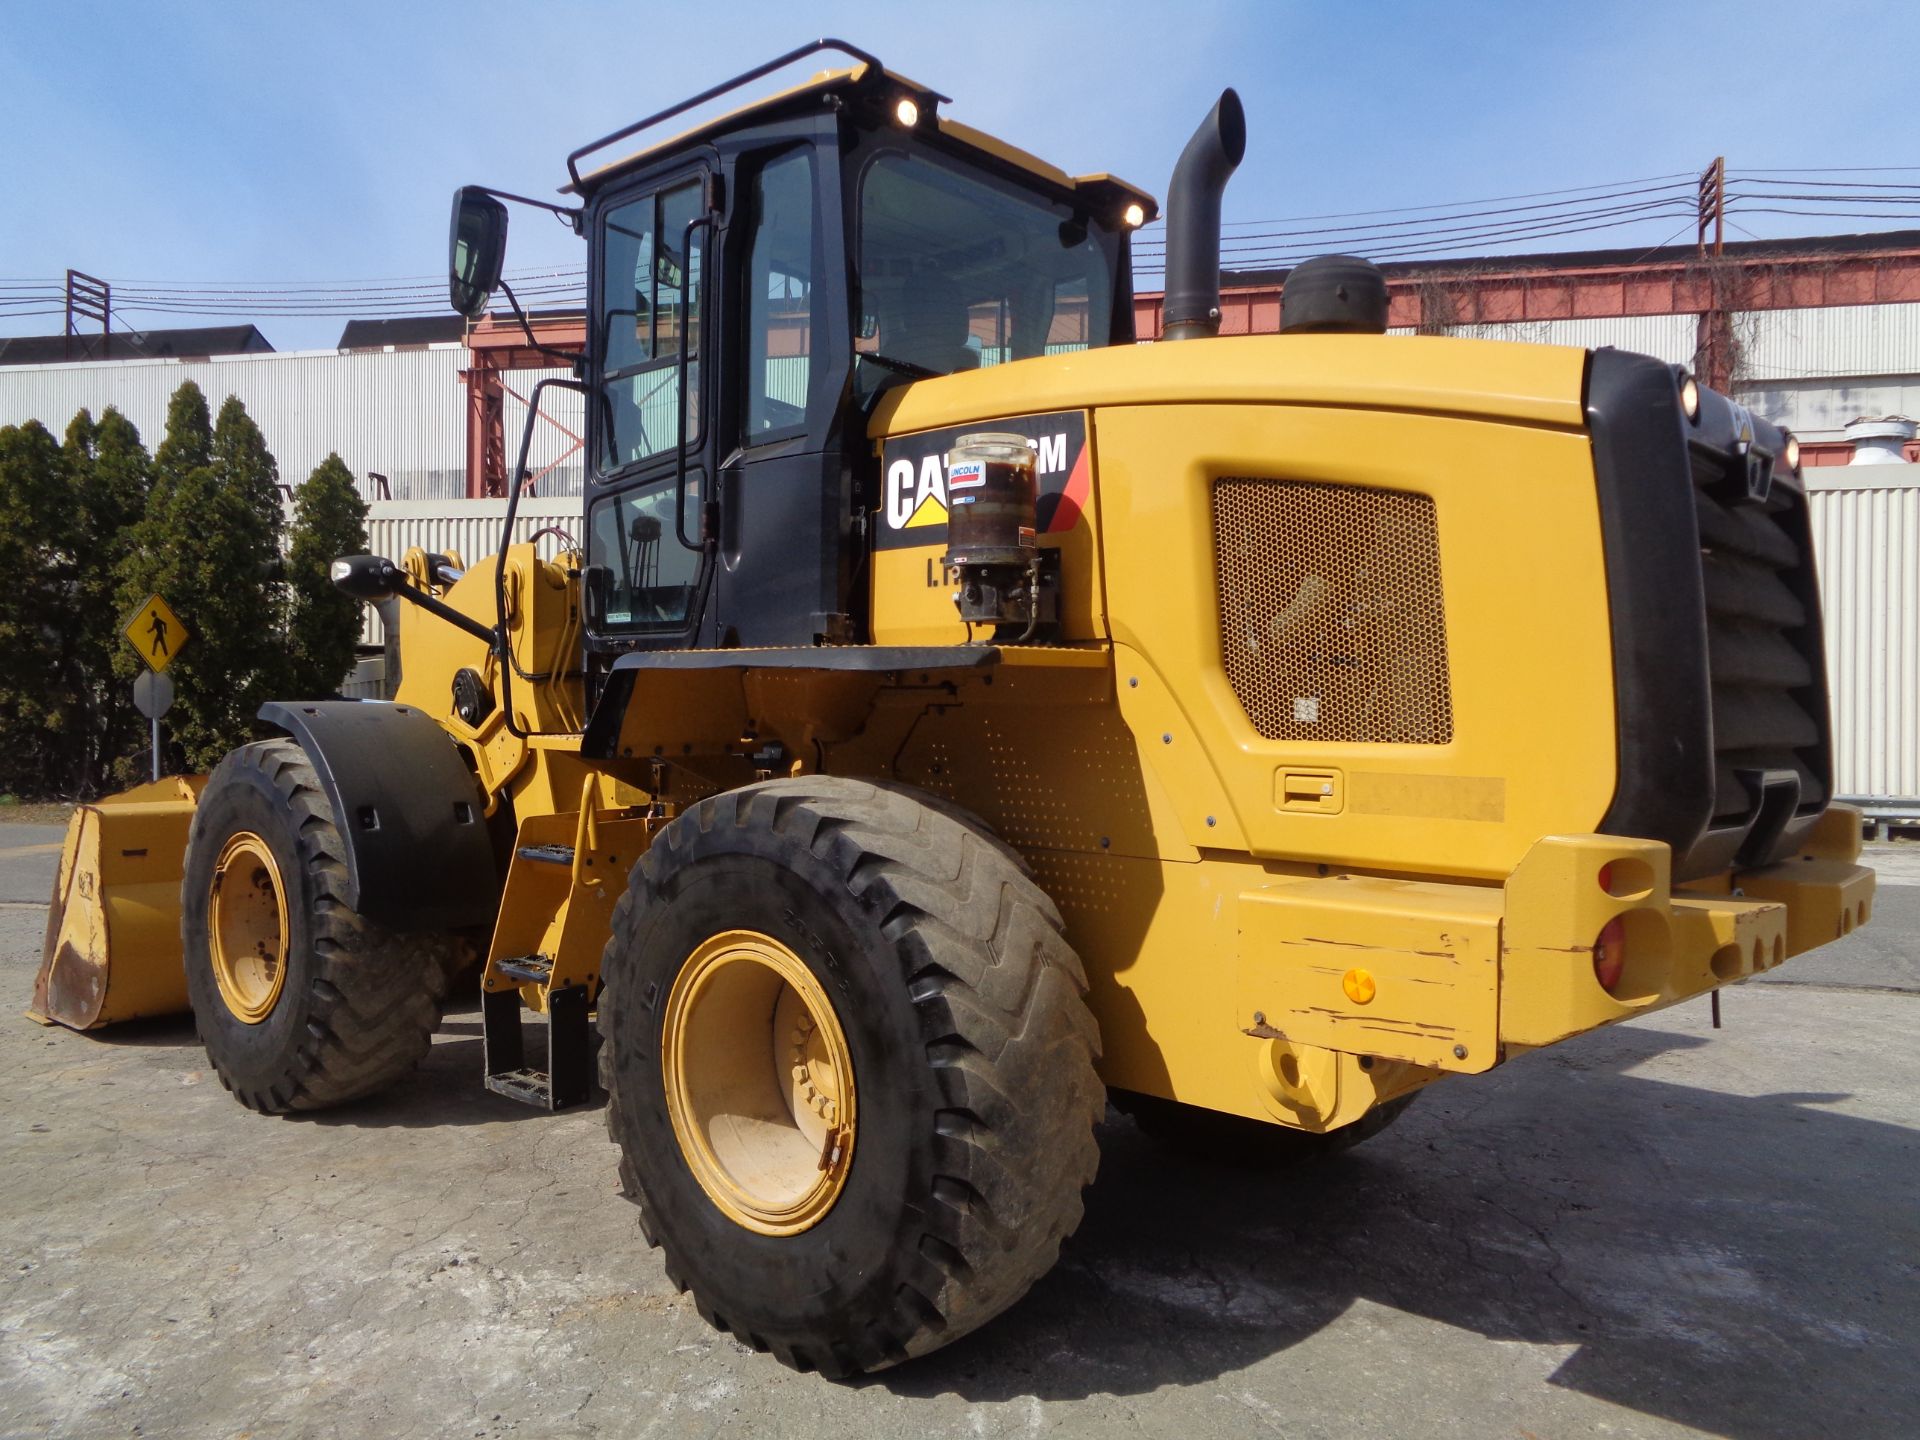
[{"x1": 856, "y1": 149, "x2": 1118, "y2": 390}]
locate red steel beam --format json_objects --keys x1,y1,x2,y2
[
  {"x1": 462, "y1": 316, "x2": 589, "y2": 497},
  {"x1": 1134, "y1": 242, "x2": 1920, "y2": 339}
]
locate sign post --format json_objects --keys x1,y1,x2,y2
[
  {"x1": 131, "y1": 670, "x2": 176, "y2": 782},
  {"x1": 124, "y1": 595, "x2": 190, "y2": 780}
]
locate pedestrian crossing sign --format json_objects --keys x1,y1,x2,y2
[{"x1": 125, "y1": 594, "x2": 190, "y2": 673}]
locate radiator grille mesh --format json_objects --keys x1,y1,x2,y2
[{"x1": 1213, "y1": 478, "x2": 1454, "y2": 744}]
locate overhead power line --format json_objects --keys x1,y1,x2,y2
[
  {"x1": 7, "y1": 165, "x2": 1917, "y2": 327},
  {"x1": 1131, "y1": 171, "x2": 1700, "y2": 231}
]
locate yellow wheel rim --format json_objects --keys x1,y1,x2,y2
[
  {"x1": 661, "y1": 929, "x2": 857, "y2": 1236},
  {"x1": 208, "y1": 832, "x2": 290, "y2": 1025}
]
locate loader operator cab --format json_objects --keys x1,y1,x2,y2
[{"x1": 448, "y1": 39, "x2": 1152, "y2": 667}]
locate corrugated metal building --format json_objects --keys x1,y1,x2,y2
[
  {"x1": 0, "y1": 345, "x2": 583, "y2": 500},
  {"x1": 1809, "y1": 466, "x2": 1920, "y2": 817},
  {"x1": 3, "y1": 306, "x2": 1906, "y2": 492}
]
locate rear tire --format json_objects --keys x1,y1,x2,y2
[
  {"x1": 599, "y1": 776, "x2": 1102, "y2": 1376},
  {"x1": 182, "y1": 739, "x2": 458, "y2": 1113}
]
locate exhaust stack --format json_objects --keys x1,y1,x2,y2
[{"x1": 1161, "y1": 89, "x2": 1246, "y2": 342}]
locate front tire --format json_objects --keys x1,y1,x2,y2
[
  {"x1": 182, "y1": 739, "x2": 458, "y2": 1113},
  {"x1": 599, "y1": 777, "x2": 1102, "y2": 1376}
]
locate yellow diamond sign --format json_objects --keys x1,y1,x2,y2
[{"x1": 125, "y1": 594, "x2": 190, "y2": 673}]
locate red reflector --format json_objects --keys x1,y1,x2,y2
[{"x1": 1593, "y1": 916, "x2": 1627, "y2": 993}]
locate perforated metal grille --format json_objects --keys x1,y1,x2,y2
[{"x1": 1213, "y1": 478, "x2": 1454, "y2": 744}]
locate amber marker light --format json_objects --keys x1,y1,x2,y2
[{"x1": 1593, "y1": 917, "x2": 1628, "y2": 994}]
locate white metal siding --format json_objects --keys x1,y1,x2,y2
[
  {"x1": 0, "y1": 347, "x2": 585, "y2": 500},
  {"x1": 1735, "y1": 377, "x2": 1920, "y2": 442},
  {"x1": 1442, "y1": 313, "x2": 1698, "y2": 363},
  {"x1": 1736, "y1": 302, "x2": 1920, "y2": 381},
  {"x1": 360, "y1": 498, "x2": 580, "y2": 644},
  {"x1": 1424, "y1": 305, "x2": 1920, "y2": 386},
  {"x1": 1808, "y1": 469, "x2": 1920, "y2": 808}
]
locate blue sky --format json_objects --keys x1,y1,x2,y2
[{"x1": 3, "y1": 0, "x2": 1914, "y2": 352}]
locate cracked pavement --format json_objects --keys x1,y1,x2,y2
[{"x1": 3, "y1": 822, "x2": 1916, "y2": 1438}]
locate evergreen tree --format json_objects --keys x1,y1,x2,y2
[
  {"x1": 115, "y1": 387, "x2": 286, "y2": 771},
  {"x1": 150, "y1": 380, "x2": 211, "y2": 502},
  {"x1": 285, "y1": 453, "x2": 369, "y2": 698},
  {"x1": 92, "y1": 408, "x2": 151, "y2": 536},
  {"x1": 68, "y1": 408, "x2": 151, "y2": 792},
  {"x1": 56, "y1": 410, "x2": 99, "y2": 792},
  {"x1": 0, "y1": 421, "x2": 78, "y2": 796}
]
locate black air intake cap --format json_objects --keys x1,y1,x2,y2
[{"x1": 1281, "y1": 254, "x2": 1390, "y2": 335}]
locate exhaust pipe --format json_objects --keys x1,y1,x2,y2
[{"x1": 1161, "y1": 88, "x2": 1247, "y2": 342}]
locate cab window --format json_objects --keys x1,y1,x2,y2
[
  {"x1": 743, "y1": 149, "x2": 817, "y2": 442},
  {"x1": 855, "y1": 149, "x2": 1117, "y2": 397},
  {"x1": 586, "y1": 483, "x2": 700, "y2": 632},
  {"x1": 598, "y1": 179, "x2": 704, "y2": 471}
]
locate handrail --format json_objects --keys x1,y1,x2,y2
[
  {"x1": 497, "y1": 375, "x2": 588, "y2": 739},
  {"x1": 673, "y1": 214, "x2": 714, "y2": 551},
  {"x1": 565, "y1": 38, "x2": 938, "y2": 189}
]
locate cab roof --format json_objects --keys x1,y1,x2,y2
[{"x1": 563, "y1": 54, "x2": 1158, "y2": 225}]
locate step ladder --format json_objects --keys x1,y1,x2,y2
[
  {"x1": 482, "y1": 953, "x2": 592, "y2": 1110},
  {"x1": 478, "y1": 777, "x2": 658, "y2": 1111}
]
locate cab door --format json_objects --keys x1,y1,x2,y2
[
  {"x1": 713, "y1": 139, "x2": 858, "y2": 646},
  {"x1": 583, "y1": 165, "x2": 715, "y2": 649}
]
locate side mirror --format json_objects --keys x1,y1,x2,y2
[
  {"x1": 449, "y1": 187, "x2": 509, "y2": 319},
  {"x1": 331, "y1": 554, "x2": 402, "y2": 600}
]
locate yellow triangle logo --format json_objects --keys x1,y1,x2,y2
[{"x1": 905, "y1": 493, "x2": 947, "y2": 528}]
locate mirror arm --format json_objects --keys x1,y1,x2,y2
[
  {"x1": 471, "y1": 185, "x2": 584, "y2": 233},
  {"x1": 496, "y1": 279, "x2": 586, "y2": 368},
  {"x1": 674, "y1": 213, "x2": 715, "y2": 552}
]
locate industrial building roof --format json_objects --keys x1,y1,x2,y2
[
  {"x1": 0, "y1": 324, "x2": 273, "y2": 367},
  {"x1": 1221, "y1": 228, "x2": 1920, "y2": 288},
  {"x1": 336, "y1": 317, "x2": 468, "y2": 349}
]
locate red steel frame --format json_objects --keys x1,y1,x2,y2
[
  {"x1": 1132, "y1": 239, "x2": 1920, "y2": 395},
  {"x1": 462, "y1": 315, "x2": 589, "y2": 498}
]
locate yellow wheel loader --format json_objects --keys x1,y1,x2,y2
[{"x1": 32, "y1": 39, "x2": 1876, "y2": 1376}]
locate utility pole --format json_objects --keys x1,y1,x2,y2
[
  {"x1": 1696, "y1": 156, "x2": 1726, "y2": 260},
  {"x1": 64, "y1": 270, "x2": 111, "y2": 362},
  {"x1": 1694, "y1": 157, "x2": 1734, "y2": 392}
]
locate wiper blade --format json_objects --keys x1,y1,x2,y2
[{"x1": 857, "y1": 351, "x2": 942, "y2": 380}]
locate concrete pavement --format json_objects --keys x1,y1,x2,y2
[{"x1": 2, "y1": 824, "x2": 1915, "y2": 1439}]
